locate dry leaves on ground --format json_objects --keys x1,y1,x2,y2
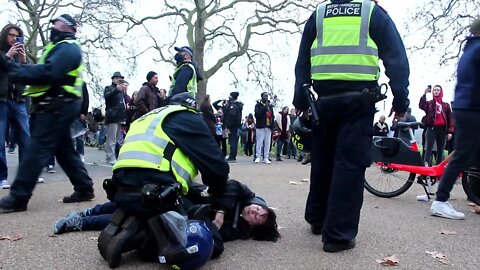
[
  {"x1": 375, "y1": 254, "x2": 399, "y2": 266},
  {"x1": 439, "y1": 229, "x2": 457, "y2": 235},
  {"x1": 288, "y1": 181, "x2": 300, "y2": 185},
  {"x1": 426, "y1": 251, "x2": 449, "y2": 265},
  {"x1": 0, "y1": 233, "x2": 22, "y2": 241},
  {"x1": 301, "y1": 178, "x2": 309, "y2": 182}
]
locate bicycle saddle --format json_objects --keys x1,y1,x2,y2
[{"x1": 397, "y1": 121, "x2": 424, "y2": 129}]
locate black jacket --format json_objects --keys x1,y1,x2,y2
[
  {"x1": 452, "y1": 36, "x2": 480, "y2": 111},
  {"x1": 213, "y1": 99, "x2": 243, "y2": 129},
  {"x1": 293, "y1": 0, "x2": 410, "y2": 114},
  {"x1": 114, "y1": 109, "x2": 230, "y2": 198},
  {"x1": 0, "y1": 50, "x2": 26, "y2": 102},
  {"x1": 5, "y1": 33, "x2": 82, "y2": 105},
  {"x1": 104, "y1": 83, "x2": 127, "y2": 124},
  {"x1": 80, "y1": 83, "x2": 89, "y2": 116},
  {"x1": 254, "y1": 100, "x2": 275, "y2": 129}
]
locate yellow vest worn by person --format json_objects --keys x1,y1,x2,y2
[
  {"x1": 24, "y1": 40, "x2": 84, "y2": 97},
  {"x1": 311, "y1": 0, "x2": 379, "y2": 81},
  {"x1": 113, "y1": 105, "x2": 198, "y2": 195},
  {"x1": 169, "y1": 63, "x2": 197, "y2": 97}
]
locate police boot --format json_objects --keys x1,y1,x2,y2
[
  {"x1": 97, "y1": 210, "x2": 140, "y2": 268},
  {"x1": 98, "y1": 209, "x2": 127, "y2": 259}
]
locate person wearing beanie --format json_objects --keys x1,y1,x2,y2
[
  {"x1": 169, "y1": 45, "x2": 199, "y2": 97},
  {"x1": 134, "y1": 71, "x2": 160, "y2": 119},
  {"x1": 429, "y1": 17, "x2": 480, "y2": 220},
  {"x1": 212, "y1": 91, "x2": 244, "y2": 162}
]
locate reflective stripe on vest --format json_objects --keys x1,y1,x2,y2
[
  {"x1": 169, "y1": 63, "x2": 197, "y2": 97},
  {"x1": 24, "y1": 40, "x2": 84, "y2": 97},
  {"x1": 310, "y1": 0, "x2": 379, "y2": 81},
  {"x1": 113, "y1": 105, "x2": 198, "y2": 195}
]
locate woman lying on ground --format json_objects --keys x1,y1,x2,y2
[{"x1": 53, "y1": 179, "x2": 280, "y2": 243}]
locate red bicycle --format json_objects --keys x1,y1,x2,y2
[{"x1": 364, "y1": 121, "x2": 480, "y2": 205}]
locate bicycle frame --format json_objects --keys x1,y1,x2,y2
[{"x1": 378, "y1": 154, "x2": 451, "y2": 178}]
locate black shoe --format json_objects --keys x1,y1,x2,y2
[
  {"x1": 276, "y1": 157, "x2": 283, "y2": 161},
  {"x1": 63, "y1": 191, "x2": 95, "y2": 203},
  {"x1": 227, "y1": 157, "x2": 236, "y2": 163},
  {"x1": 0, "y1": 195, "x2": 28, "y2": 213},
  {"x1": 311, "y1": 225, "x2": 323, "y2": 236},
  {"x1": 323, "y1": 239, "x2": 356, "y2": 253}
]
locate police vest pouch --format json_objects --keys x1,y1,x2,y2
[
  {"x1": 103, "y1": 178, "x2": 117, "y2": 201},
  {"x1": 141, "y1": 183, "x2": 180, "y2": 208}
]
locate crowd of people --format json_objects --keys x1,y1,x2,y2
[{"x1": 1, "y1": 0, "x2": 480, "y2": 268}]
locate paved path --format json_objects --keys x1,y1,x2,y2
[{"x1": 1, "y1": 147, "x2": 479, "y2": 269}]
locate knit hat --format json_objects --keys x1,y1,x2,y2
[
  {"x1": 230, "y1": 91, "x2": 239, "y2": 100},
  {"x1": 470, "y1": 17, "x2": 480, "y2": 35},
  {"x1": 146, "y1": 71, "x2": 157, "y2": 82},
  {"x1": 50, "y1": 14, "x2": 77, "y2": 32}
]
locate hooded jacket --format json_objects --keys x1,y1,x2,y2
[{"x1": 419, "y1": 87, "x2": 454, "y2": 133}]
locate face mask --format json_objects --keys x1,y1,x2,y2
[
  {"x1": 49, "y1": 28, "x2": 62, "y2": 42},
  {"x1": 174, "y1": 53, "x2": 183, "y2": 64}
]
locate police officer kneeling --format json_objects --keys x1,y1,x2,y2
[{"x1": 97, "y1": 92, "x2": 229, "y2": 268}]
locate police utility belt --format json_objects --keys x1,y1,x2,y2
[
  {"x1": 30, "y1": 95, "x2": 77, "y2": 113},
  {"x1": 318, "y1": 84, "x2": 388, "y2": 105}
]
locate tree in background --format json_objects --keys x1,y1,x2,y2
[
  {"x1": 3, "y1": 0, "x2": 135, "y2": 101},
  {"x1": 125, "y1": 0, "x2": 314, "y2": 100},
  {"x1": 404, "y1": 0, "x2": 479, "y2": 66}
]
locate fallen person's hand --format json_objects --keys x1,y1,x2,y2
[{"x1": 213, "y1": 211, "x2": 225, "y2": 229}]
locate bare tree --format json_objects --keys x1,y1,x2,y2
[
  {"x1": 404, "y1": 0, "x2": 479, "y2": 66},
  {"x1": 125, "y1": 0, "x2": 315, "y2": 100},
  {"x1": 6, "y1": 0, "x2": 135, "y2": 101}
]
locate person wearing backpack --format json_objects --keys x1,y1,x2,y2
[{"x1": 214, "y1": 92, "x2": 243, "y2": 162}]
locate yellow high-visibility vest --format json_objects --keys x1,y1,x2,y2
[
  {"x1": 24, "y1": 40, "x2": 83, "y2": 97},
  {"x1": 169, "y1": 63, "x2": 197, "y2": 97},
  {"x1": 310, "y1": 0, "x2": 379, "y2": 81},
  {"x1": 113, "y1": 105, "x2": 198, "y2": 195}
]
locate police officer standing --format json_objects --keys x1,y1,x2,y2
[
  {"x1": 293, "y1": 0, "x2": 409, "y2": 252},
  {"x1": 98, "y1": 93, "x2": 229, "y2": 267},
  {"x1": 169, "y1": 46, "x2": 199, "y2": 97},
  {"x1": 0, "y1": 14, "x2": 94, "y2": 213}
]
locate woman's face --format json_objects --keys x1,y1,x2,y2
[
  {"x1": 242, "y1": 204, "x2": 268, "y2": 226},
  {"x1": 432, "y1": 86, "x2": 442, "y2": 97}
]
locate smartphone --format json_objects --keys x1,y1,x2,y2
[
  {"x1": 16, "y1": 37, "x2": 24, "y2": 43},
  {"x1": 427, "y1": 85, "x2": 432, "y2": 93}
]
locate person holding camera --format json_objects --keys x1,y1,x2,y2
[
  {"x1": 294, "y1": 0, "x2": 409, "y2": 252},
  {"x1": 213, "y1": 92, "x2": 243, "y2": 162},
  {"x1": 419, "y1": 84, "x2": 454, "y2": 167},
  {"x1": 0, "y1": 24, "x2": 31, "y2": 189},
  {"x1": 254, "y1": 92, "x2": 275, "y2": 164}
]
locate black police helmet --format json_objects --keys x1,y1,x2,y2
[
  {"x1": 169, "y1": 92, "x2": 196, "y2": 109},
  {"x1": 291, "y1": 117, "x2": 312, "y2": 153}
]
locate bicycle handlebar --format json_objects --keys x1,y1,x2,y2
[{"x1": 396, "y1": 121, "x2": 424, "y2": 129}]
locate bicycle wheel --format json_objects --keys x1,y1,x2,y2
[
  {"x1": 462, "y1": 169, "x2": 480, "y2": 206},
  {"x1": 364, "y1": 163, "x2": 415, "y2": 198}
]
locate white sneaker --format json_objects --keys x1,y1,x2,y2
[
  {"x1": 0, "y1": 180, "x2": 11, "y2": 189},
  {"x1": 37, "y1": 177, "x2": 44, "y2": 184},
  {"x1": 254, "y1": 158, "x2": 260, "y2": 163},
  {"x1": 106, "y1": 160, "x2": 116, "y2": 165},
  {"x1": 80, "y1": 155, "x2": 85, "y2": 163},
  {"x1": 430, "y1": 200, "x2": 465, "y2": 220},
  {"x1": 263, "y1": 159, "x2": 271, "y2": 164},
  {"x1": 47, "y1": 165, "x2": 56, "y2": 173}
]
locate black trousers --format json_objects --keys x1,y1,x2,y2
[
  {"x1": 424, "y1": 126, "x2": 447, "y2": 166},
  {"x1": 437, "y1": 110, "x2": 480, "y2": 201},
  {"x1": 305, "y1": 94, "x2": 375, "y2": 243},
  {"x1": 11, "y1": 100, "x2": 93, "y2": 201}
]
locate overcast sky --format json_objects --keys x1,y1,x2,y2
[{"x1": 0, "y1": 0, "x2": 460, "y2": 122}]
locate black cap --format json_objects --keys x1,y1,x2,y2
[
  {"x1": 146, "y1": 71, "x2": 157, "y2": 81},
  {"x1": 111, "y1": 71, "x2": 124, "y2": 79},
  {"x1": 50, "y1": 14, "x2": 77, "y2": 32},
  {"x1": 230, "y1": 91, "x2": 239, "y2": 100},
  {"x1": 174, "y1": 46, "x2": 193, "y2": 57}
]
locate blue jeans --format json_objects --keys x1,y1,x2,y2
[
  {"x1": 73, "y1": 118, "x2": 86, "y2": 155},
  {"x1": 82, "y1": 202, "x2": 117, "y2": 231},
  {"x1": 10, "y1": 100, "x2": 93, "y2": 201},
  {"x1": 0, "y1": 100, "x2": 30, "y2": 181},
  {"x1": 276, "y1": 138, "x2": 288, "y2": 158}
]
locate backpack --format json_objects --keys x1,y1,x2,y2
[
  {"x1": 225, "y1": 101, "x2": 243, "y2": 128},
  {"x1": 93, "y1": 107, "x2": 104, "y2": 122}
]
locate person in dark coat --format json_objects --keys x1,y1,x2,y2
[
  {"x1": 134, "y1": 71, "x2": 160, "y2": 119},
  {"x1": 199, "y1": 94, "x2": 217, "y2": 137},
  {"x1": 104, "y1": 72, "x2": 127, "y2": 164}
]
